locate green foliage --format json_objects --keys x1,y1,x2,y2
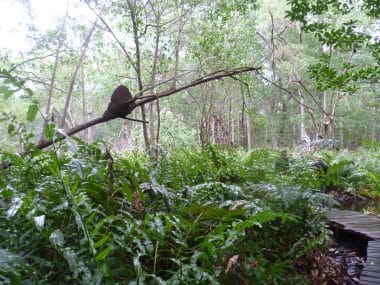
[
  {"x1": 26, "y1": 103, "x2": 39, "y2": 122},
  {"x1": 0, "y1": 69, "x2": 33, "y2": 99},
  {"x1": 0, "y1": 143, "x2": 344, "y2": 284},
  {"x1": 320, "y1": 149, "x2": 380, "y2": 196},
  {"x1": 286, "y1": 0, "x2": 380, "y2": 94}
]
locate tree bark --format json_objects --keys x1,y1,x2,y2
[
  {"x1": 28, "y1": 68, "x2": 261, "y2": 151},
  {"x1": 127, "y1": 0, "x2": 150, "y2": 150},
  {"x1": 39, "y1": 6, "x2": 68, "y2": 141},
  {"x1": 59, "y1": 15, "x2": 99, "y2": 129},
  {"x1": 148, "y1": 3, "x2": 161, "y2": 148}
]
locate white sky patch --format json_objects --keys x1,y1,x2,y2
[
  {"x1": 31, "y1": 0, "x2": 68, "y2": 31},
  {"x1": 0, "y1": 1, "x2": 28, "y2": 51},
  {"x1": 0, "y1": 0, "x2": 69, "y2": 52}
]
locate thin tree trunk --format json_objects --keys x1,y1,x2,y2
[
  {"x1": 372, "y1": 106, "x2": 377, "y2": 142},
  {"x1": 39, "y1": 5, "x2": 68, "y2": 141},
  {"x1": 269, "y1": 10, "x2": 278, "y2": 148},
  {"x1": 246, "y1": 114, "x2": 251, "y2": 150},
  {"x1": 127, "y1": 0, "x2": 150, "y2": 150},
  {"x1": 228, "y1": 97, "x2": 232, "y2": 146},
  {"x1": 339, "y1": 120, "x2": 344, "y2": 148},
  {"x1": 241, "y1": 101, "x2": 246, "y2": 149},
  {"x1": 81, "y1": 65, "x2": 87, "y2": 141},
  {"x1": 59, "y1": 15, "x2": 99, "y2": 128},
  {"x1": 148, "y1": 3, "x2": 161, "y2": 148},
  {"x1": 323, "y1": 90, "x2": 329, "y2": 138},
  {"x1": 299, "y1": 88, "x2": 309, "y2": 146},
  {"x1": 172, "y1": 0, "x2": 185, "y2": 89}
]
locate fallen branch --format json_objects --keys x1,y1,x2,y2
[
  {"x1": 38, "y1": 66, "x2": 260, "y2": 149},
  {"x1": 0, "y1": 66, "x2": 260, "y2": 169}
]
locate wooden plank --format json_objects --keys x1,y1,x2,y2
[
  {"x1": 360, "y1": 275, "x2": 380, "y2": 284},
  {"x1": 367, "y1": 252, "x2": 380, "y2": 257},
  {"x1": 327, "y1": 209, "x2": 380, "y2": 284},
  {"x1": 340, "y1": 218, "x2": 380, "y2": 224},
  {"x1": 326, "y1": 209, "x2": 378, "y2": 218},
  {"x1": 360, "y1": 278, "x2": 380, "y2": 285},
  {"x1": 361, "y1": 271, "x2": 380, "y2": 278},
  {"x1": 328, "y1": 221, "x2": 379, "y2": 228},
  {"x1": 327, "y1": 209, "x2": 361, "y2": 215},
  {"x1": 362, "y1": 272, "x2": 380, "y2": 279},
  {"x1": 329, "y1": 217, "x2": 380, "y2": 224},
  {"x1": 327, "y1": 214, "x2": 369, "y2": 220},
  {"x1": 362, "y1": 265, "x2": 380, "y2": 272}
]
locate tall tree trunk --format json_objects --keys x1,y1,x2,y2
[
  {"x1": 148, "y1": 3, "x2": 161, "y2": 148},
  {"x1": 59, "y1": 15, "x2": 99, "y2": 128},
  {"x1": 39, "y1": 6, "x2": 68, "y2": 141},
  {"x1": 228, "y1": 97, "x2": 233, "y2": 146},
  {"x1": 127, "y1": 0, "x2": 150, "y2": 150},
  {"x1": 241, "y1": 101, "x2": 246, "y2": 149},
  {"x1": 211, "y1": 115, "x2": 216, "y2": 144},
  {"x1": 339, "y1": 120, "x2": 344, "y2": 148},
  {"x1": 299, "y1": 87, "x2": 310, "y2": 147},
  {"x1": 246, "y1": 114, "x2": 251, "y2": 150},
  {"x1": 372, "y1": 106, "x2": 378, "y2": 142},
  {"x1": 269, "y1": 10, "x2": 278, "y2": 148},
  {"x1": 172, "y1": 0, "x2": 185, "y2": 89},
  {"x1": 322, "y1": 90, "x2": 329, "y2": 138}
]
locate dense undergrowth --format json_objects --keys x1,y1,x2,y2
[{"x1": 0, "y1": 142, "x2": 379, "y2": 284}]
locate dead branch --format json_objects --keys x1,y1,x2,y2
[{"x1": 0, "y1": 66, "x2": 261, "y2": 168}]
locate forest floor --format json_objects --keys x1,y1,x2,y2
[{"x1": 330, "y1": 245, "x2": 365, "y2": 285}]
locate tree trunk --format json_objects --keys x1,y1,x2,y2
[
  {"x1": 228, "y1": 97, "x2": 233, "y2": 146},
  {"x1": 299, "y1": 88, "x2": 310, "y2": 149},
  {"x1": 246, "y1": 114, "x2": 251, "y2": 150},
  {"x1": 127, "y1": 0, "x2": 150, "y2": 150},
  {"x1": 148, "y1": 4, "x2": 161, "y2": 149},
  {"x1": 59, "y1": 15, "x2": 99, "y2": 129},
  {"x1": 39, "y1": 6, "x2": 68, "y2": 141}
]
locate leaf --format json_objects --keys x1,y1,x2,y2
[
  {"x1": 49, "y1": 229, "x2": 65, "y2": 247},
  {"x1": 27, "y1": 104, "x2": 39, "y2": 121},
  {"x1": 44, "y1": 123, "x2": 55, "y2": 140},
  {"x1": 96, "y1": 244, "x2": 113, "y2": 262},
  {"x1": 6, "y1": 197, "x2": 23, "y2": 219},
  {"x1": 94, "y1": 233, "x2": 111, "y2": 249},
  {"x1": 34, "y1": 215, "x2": 45, "y2": 231},
  {"x1": 0, "y1": 85, "x2": 15, "y2": 99},
  {"x1": 25, "y1": 87, "x2": 33, "y2": 97},
  {"x1": 7, "y1": 124, "x2": 15, "y2": 134}
]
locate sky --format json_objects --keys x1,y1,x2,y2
[{"x1": 0, "y1": 0, "x2": 68, "y2": 51}]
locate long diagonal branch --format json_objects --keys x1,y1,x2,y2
[{"x1": 33, "y1": 66, "x2": 261, "y2": 150}]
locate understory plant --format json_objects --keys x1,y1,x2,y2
[{"x1": 2, "y1": 143, "x2": 377, "y2": 284}]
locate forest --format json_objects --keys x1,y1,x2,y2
[{"x1": 0, "y1": 0, "x2": 379, "y2": 284}]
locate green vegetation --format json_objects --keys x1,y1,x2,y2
[
  {"x1": 1, "y1": 143, "x2": 378, "y2": 284},
  {"x1": 0, "y1": 0, "x2": 379, "y2": 284}
]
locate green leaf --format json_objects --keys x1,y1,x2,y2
[
  {"x1": 27, "y1": 104, "x2": 39, "y2": 121},
  {"x1": 96, "y1": 244, "x2": 113, "y2": 262},
  {"x1": 0, "y1": 85, "x2": 16, "y2": 99},
  {"x1": 25, "y1": 88, "x2": 33, "y2": 97},
  {"x1": 7, "y1": 124, "x2": 15, "y2": 134},
  {"x1": 44, "y1": 123, "x2": 55, "y2": 140},
  {"x1": 94, "y1": 233, "x2": 111, "y2": 249}
]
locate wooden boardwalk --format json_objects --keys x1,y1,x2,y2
[{"x1": 326, "y1": 209, "x2": 380, "y2": 285}]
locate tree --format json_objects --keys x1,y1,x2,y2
[{"x1": 286, "y1": 0, "x2": 380, "y2": 142}]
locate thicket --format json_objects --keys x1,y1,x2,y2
[{"x1": 1, "y1": 141, "x2": 378, "y2": 284}]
